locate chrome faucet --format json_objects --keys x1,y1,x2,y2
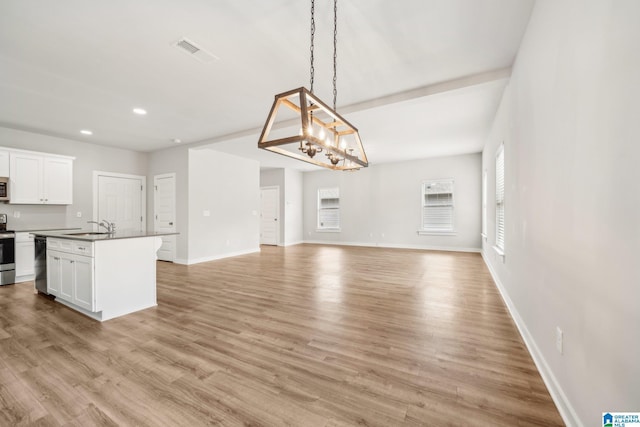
[{"x1": 87, "y1": 219, "x2": 116, "y2": 233}]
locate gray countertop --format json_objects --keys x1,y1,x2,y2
[
  {"x1": 14, "y1": 227, "x2": 81, "y2": 233},
  {"x1": 32, "y1": 230, "x2": 178, "y2": 241}
]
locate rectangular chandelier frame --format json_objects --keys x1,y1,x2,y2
[{"x1": 258, "y1": 87, "x2": 368, "y2": 171}]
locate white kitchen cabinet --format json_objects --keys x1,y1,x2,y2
[
  {"x1": 41, "y1": 234, "x2": 161, "y2": 321},
  {"x1": 15, "y1": 232, "x2": 35, "y2": 282},
  {"x1": 47, "y1": 240, "x2": 95, "y2": 312},
  {"x1": 47, "y1": 251, "x2": 61, "y2": 295},
  {"x1": 9, "y1": 151, "x2": 73, "y2": 205},
  {"x1": 9, "y1": 152, "x2": 41, "y2": 204},
  {"x1": 43, "y1": 157, "x2": 73, "y2": 204},
  {"x1": 59, "y1": 253, "x2": 74, "y2": 301},
  {"x1": 71, "y1": 254, "x2": 94, "y2": 311},
  {"x1": 0, "y1": 150, "x2": 9, "y2": 176}
]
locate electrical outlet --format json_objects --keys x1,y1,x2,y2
[
  {"x1": 13, "y1": 211, "x2": 20, "y2": 218},
  {"x1": 76, "y1": 211, "x2": 82, "y2": 218},
  {"x1": 556, "y1": 327, "x2": 563, "y2": 354}
]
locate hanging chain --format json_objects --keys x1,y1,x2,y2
[
  {"x1": 310, "y1": 0, "x2": 315, "y2": 94},
  {"x1": 332, "y1": 0, "x2": 338, "y2": 111}
]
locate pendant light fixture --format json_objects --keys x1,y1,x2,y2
[{"x1": 258, "y1": 0, "x2": 368, "y2": 171}]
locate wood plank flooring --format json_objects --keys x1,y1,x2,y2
[{"x1": 0, "y1": 244, "x2": 563, "y2": 426}]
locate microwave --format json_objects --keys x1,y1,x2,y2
[{"x1": 0, "y1": 177, "x2": 8, "y2": 201}]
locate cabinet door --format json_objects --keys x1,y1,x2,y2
[
  {"x1": 43, "y1": 157, "x2": 73, "y2": 204},
  {"x1": 59, "y1": 255, "x2": 74, "y2": 302},
  {"x1": 9, "y1": 153, "x2": 43, "y2": 204},
  {"x1": 72, "y1": 254, "x2": 94, "y2": 312},
  {"x1": 46, "y1": 251, "x2": 61, "y2": 296},
  {"x1": 15, "y1": 240, "x2": 35, "y2": 278},
  {"x1": 0, "y1": 150, "x2": 9, "y2": 176}
]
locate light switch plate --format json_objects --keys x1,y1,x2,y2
[{"x1": 203, "y1": 210, "x2": 210, "y2": 217}]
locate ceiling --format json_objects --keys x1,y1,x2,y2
[{"x1": 0, "y1": 0, "x2": 534, "y2": 171}]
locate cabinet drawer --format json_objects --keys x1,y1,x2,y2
[
  {"x1": 48, "y1": 238, "x2": 74, "y2": 252},
  {"x1": 47, "y1": 238, "x2": 93, "y2": 256},
  {"x1": 15, "y1": 232, "x2": 35, "y2": 243},
  {"x1": 73, "y1": 242, "x2": 93, "y2": 256}
]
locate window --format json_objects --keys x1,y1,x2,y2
[
  {"x1": 421, "y1": 179, "x2": 455, "y2": 233},
  {"x1": 317, "y1": 187, "x2": 340, "y2": 231},
  {"x1": 495, "y1": 145, "x2": 505, "y2": 250}
]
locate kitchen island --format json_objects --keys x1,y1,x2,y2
[{"x1": 33, "y1": 230, "x2": 177, "y2": 321}]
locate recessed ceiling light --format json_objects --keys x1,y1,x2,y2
[
  {"x1": 80, "y1": 130, "x2": 93, "y2": 135},
  {"x1": 133, "y1": 108, "x2": 147, "y2": 115},
  {"x1": 172, "y1": 138, "x2": 182, "y2": 144}
]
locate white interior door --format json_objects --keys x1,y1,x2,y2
[
  {"x1": 154, "y1": 173, "x2": 176, "y2": 262},
  {"x1": 95, "y1": 173, "x2": 145, "y2": 232},
  {"x1": 260, "y1": 187, "x2": 279, "y2": 246}
]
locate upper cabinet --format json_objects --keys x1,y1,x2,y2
[
  {"x1": 0, "y1": 150, "x2": 9, "y2": 176},
  {"x1": 43, "y1": 156, "x2": 74, "y2": 204},
  {"x1": 8, "y1": 150, "x2": 74, "y2": 205}
]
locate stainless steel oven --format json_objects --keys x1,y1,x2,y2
[{"x1": 0, "y1": 231, "x2": 16, "y2": 285}]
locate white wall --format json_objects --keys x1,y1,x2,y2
[
  {"x1": 260, "y1": 168, "x2": 304, "y2": 246},
  {"x1": 482, "y1": 1, "x2": 640, "y2": 426},
  {"x1": 188, "y1": 148, "x2": 260, "y2": 263},
  {"x1": 147, "y1": 145, "x2": 189, "y2": 262},
  {"x1": 0, "y1": 126, "x2": 148, "y2": 229},
  {"x1": 302, "y1": 153, "x2": 482, "y2": 251}
]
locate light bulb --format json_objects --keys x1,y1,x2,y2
[{"x1": 318, "y1": 128, "x2": 325, "y2": 140}]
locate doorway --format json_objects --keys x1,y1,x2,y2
[
  {"x1": 260, "y1": 186, "x2": 279, "y2": 246},
  {"x1": 93, "y1": 172, "x2": 146, "y2": 232},
  {"x1": 154, "y1": 173, "x2": 176, "y2": 262}
]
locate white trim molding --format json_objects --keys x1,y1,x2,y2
[
  {"x1": 175, "y1": 247, "x2": 260, "y2": 265},
  {"x1": 304, "y1": 240, "x2": 480, "y2": 253}
]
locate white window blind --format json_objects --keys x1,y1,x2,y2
[
  {"x1": 496, "y1": 146, "x2": 505, "y2": 250},
  {"x1": 422, "y1": 180, "x2": 454, "y2": 232},
  {"x1": 318, "y1": 187, "x2": 340, "y2": 230},
  {"x1": 482, "y1": 170, "x2": 488, "y2": 236}
]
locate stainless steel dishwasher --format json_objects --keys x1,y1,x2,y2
[{"x1": 34, "y1": 236, "x2": 48, "y2": 294}]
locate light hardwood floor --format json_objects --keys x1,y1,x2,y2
[{"x1": 0, "y1": 244, "x2": 563, "y2": 426}]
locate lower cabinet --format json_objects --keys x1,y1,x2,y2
[
  {"x1": 47, "y1": 242, "x2": 95, "y2": 312},
  {"x1": 15, "y1": 232, "x2": 35, "y2": 282}
]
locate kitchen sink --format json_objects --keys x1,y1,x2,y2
[{"x1": 64, "y1": 232, "x2": 110, "y2": 236}]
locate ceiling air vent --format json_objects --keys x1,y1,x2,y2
[{"x1": 174, "y1": 37, "x2": 219, "y2": 63}]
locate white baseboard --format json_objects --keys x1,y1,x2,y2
[
  {"x1": 303, "y1": 240, "x2": 481, "y2": 253},
  {"x1": 14, "y1": 274, "x2": 35, "y2": 284},
  {"x1": 481, "y1": 251, "x2": 583, "y2": 427},
  {"x1": 174, "y1": 247, "x2": 261, "y2": 265},
  {"x1": 280, "y1": 240, "x2": 304, "y2": 247}
]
